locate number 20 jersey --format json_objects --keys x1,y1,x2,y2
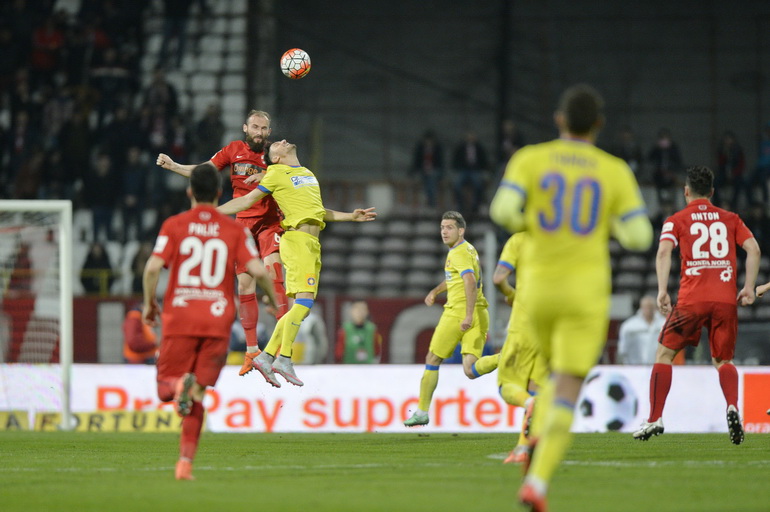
[
  {"x1": 660, "y1": 198, "x2": 753, "y2": 305},
  {"x1": 153, "y1": 204, "x2": 259, "y2": 338}
]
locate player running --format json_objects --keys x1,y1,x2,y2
[
  {"x1": 156, "y1": 110, "x2": 288, "y2": 378},
  {"x1": 633, "y1": 165, "x2": 759, "y2": 445},
  {"x1": 491, "y1": 84, "x2": 653, "y2": 512},
  {"x1": 403, "y1": 211, "x2": 499, "y2": 427},
  {"x1": 493, "y1": 232, "x2": 548, "y2": 465},
  {"x1": 142, "y1": 164, "x2": 277, "y2": 480},
  {"x1": 216, "y1": 139, "x2": 376, "y2": 388}
]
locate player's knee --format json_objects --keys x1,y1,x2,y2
[
  {"x1": 157, "y1": 380, "x2": 174, "y2": 402},
  {"x1": 463, "y1": 365, "x2": 477, "y2": 379}
]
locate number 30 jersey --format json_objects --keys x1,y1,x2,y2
[
  {"x1": 152, "y1": 204, "x2": 259, "y2": 338},
  {"x1": 660, "y1": 198, "x2": 754, "y2": 305}
]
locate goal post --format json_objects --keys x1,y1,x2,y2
[{"x1": 0, "y1": 200, "x2": 74, "y2": 430}]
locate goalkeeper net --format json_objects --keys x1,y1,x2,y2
[{"x1": 0, "y1": 200, "x2": 73, "y2": 429}]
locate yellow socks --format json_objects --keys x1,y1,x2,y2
[
  {"x1": 418, "y1": 366, "x2": 440, "y2": 412},
  {"x1": 529, "y1": 398, "x2": 575, "y2": 485},
  {"x1": 471, "y1": 354, "x2": 499, "y2": 378},
  {"x1": 264, "y1": 302, "x2": 310, "y2": 357}
]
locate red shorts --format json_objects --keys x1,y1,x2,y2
[
  {"x1": 156, "y1": 335, "x2": 228, "y2": 391},
  {"x1": 659, "y1": 302, "x2": 737, "y2": 361},
  {"x1": 236, "y1": 217, "x2": 283, "y2": 270}
]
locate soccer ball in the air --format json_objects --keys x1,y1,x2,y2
[
  {"x1": 280, "y1": 48, "x2": 311, "y2": 79},
  {"x1": 574, "y1": 370, "x2": 639, "y2": 432}
]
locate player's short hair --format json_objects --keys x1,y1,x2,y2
[
  {"x1": 190, "y1": 163, "x2": 221, "y2": 202},
  {"x1": 442, "y1": 210, "x2": 466, "y2": 229},
  {"x1": 558, "y1": 84, "x2": 604, "y2": 135},
  {"x1": 246, "y1": 110, "x2": 271, "y2": 124},
  {"x1": 685, "y1": 166, "x2": 714, "y2": 197}
]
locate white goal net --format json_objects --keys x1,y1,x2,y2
[{"x1": 0, "y1": 200, "x2": 73, "y2": 429}]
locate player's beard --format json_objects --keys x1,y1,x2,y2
[{"x1": 246, "y1": 135, "x2": 266, "y2": 153}]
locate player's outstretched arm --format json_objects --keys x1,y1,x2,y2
[
  {"x1": 612, "y1": 213, "x2": 653, "y2": 252},
  {"x1": 246, "y1": 258, "x2": 278, "y2": 309},
  {"x1": 156, "y1": 154, "x2": 211, "y2": 178},
  {"x1": 655, "y1": 240, "x2": 674, "y2": 315},
  {"x1": 324, "y1": 207, "x2": 377, "y2": 222},
  {"x1": 217, "y1": 187, "x2": 267, "y2": 215},
  {"x1": 738, "y1": 237, "x2": 760, "y2": 306},
  {"x1": 757, "y1": 282, "x2": 770, "y2": 298},
  {"x1": 142, "y1": 255, "x2": 165, "y2": 326}
]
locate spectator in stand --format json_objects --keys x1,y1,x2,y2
[
  {"x1": 715, "y1": 130, "x2": 746, "y2": 210},
  {"x1": 294, "y1": 309, "x2": 330, "y2": 365},
  {"x1": 130, "y1": 241, "x2": 154, "y2": 294},
  {"x1": 157, "y1": 0, "x2": 194, "y2": 69},
  {"x1": 0, "y1": 25, "x2": 26, "y2": 96},
  {"x1": 59, "y1": 109, "x2": 93, "y2": 187},
  {"x1": 122, "y1": 146, "x2": 149, "y2": 242},
  {"x1": 609, "y1": 125, "x2": 644, "y2": 180},
  {"x1": 648, "y1": 128, "x2": 683, "y2": 204},
  {"x1": 143, "y1": 68, "x2": 179, "y2": 118},
  {"x1": 617, "y1": 296, "x2": 665, "y2": 365},
  {"x1": 7, "y1": 110, "x2": 39, "y2": 189},
  {"x1": 13, "y1": 145, "x2": 45, "y2": 199},
  {"x1": 749, "y1": 123, "x2": 770, "y2": 205},
  {"x1": 452, "y1": 131, "x2": 490, "y2": 215},
  {"x1": 336, "y1": 300, "x2": 382, "y2": 364},
  {"x1": 745, "y1": 202, "x2": 770, "y2": 256},
  {"x1": 80, "y1": 241, "x2": 114, "y2": 295},
  {"x1": 122, "y1": 303, "x2": 158, "y2": 364},
  {"x1": 89, "y1": 46, "x2": 136, "y2": 128},
  {"x1": 83, "y1": 153, "x2": 119, "y2": 242},
  {"x1": 29, "y1": 15, "x2": 65, "y2": 88},
  {"x1": 194, "y1": 103, "x2": 225, "y2": 161},
  {"x1": 498, "y1": 119, "x2": 525, "y2": 167},
  {"x1": 410, "y1": 129, "x2": 444, "y2": 209}
]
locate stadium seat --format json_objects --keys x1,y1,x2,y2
[
  {"x1": 348, "y1": 253, "x2": 378, "y2": 270},
  {"x1": 409, "y1": 253, "x2": 439, "y2": 271},
  {"x1": 351, "y1": 237, "x2": 380, "y2": 254},
  {"x1": 415, "y1": 220, "x2": 437, "y2": 237},
  {"x1": 325, "y1": 222, "x2": 359, "y2": 238},
  {"x1": 375, "y1": 270, "x2": 403, "y2": 288},
  {"x1": 404, "y1": 270, "x2": 437, "y2": 289},
  {"x1": 190, "y1": 74, "x2": 217, "y2": 93},
  {"x1": 319, "y1": 269, "x2": 345, "y2": 289},
  {"x1": 618, "y1": 254, "x2": 648, "y2": 272},
  {"x1": 380, "y1": 237, "x2": 409, "y2": 254},
  {"x1": 411, "y1": 237, "x2": 441, "y2": 255},
  {"x1": 380, "y1": 253, "x2": 407, "y2": 270},
  {"x1": 614, "y1": 272, "x2": 644, "y2": 288},
  {"x1": 322, "y1": 252, "x2": 347, "y2": 270},
  {"x1": 386, "y1": 220, "x2": 412, "y2": 238},
  {"x1": 221, "y1": 71, "x2": 246, "y2": 92},
  {"x1": 360, "y1": 221, "x2": 386, "y2": 237},
  {"x1": 347, "y1": 270, "x2": 376, "y2": 288}
]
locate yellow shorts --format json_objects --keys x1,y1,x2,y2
[
  {"x1": 527, "y1": 291, "x2": 609, "y2": 378},
  {"x1": 429, "y1": 307, "x2": 489, "y2": 360},
  {"x1": 279, "y1": 230, "x2": 321, "y2": 298},
  {"x1": 497, "y1": 306, "x2": 549, "y2": 389}
]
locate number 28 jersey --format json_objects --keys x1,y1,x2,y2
[
  {"x1": 660, "y1": 198, "x2": 754, "y2": 305},
  {"x1": 152, "y1": 204, "x2": 259, "y2": 338}
]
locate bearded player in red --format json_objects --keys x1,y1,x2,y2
[
  {"x1": 143, "y1": 164, "x2": 277, "y2": 480},
  {"x1": 157, "y1": 110, "x2": 287, "y2": 377},
  {"x1": 634, "y1": 165, "x2": 760, "y2": 445}
]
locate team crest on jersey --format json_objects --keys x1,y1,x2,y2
[
  {"x1": 291, "y1": 175, "x2": 319, "y2": 188},
  {"x1": 199, "y1": 211, "x2": 211, "y2": 221},
  {"x1": 306, "y1": 274, "x2": 317, "y2": 286},
  {"x1": 698, "y1": 204, "x2": 707, "y2": 210}
]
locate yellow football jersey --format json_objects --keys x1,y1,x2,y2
[
  {"x1": 500, "y1": 138, "x2": 646, "y2": 290},
  {"x1": 257, "y1": 164, "x2": 327, "y2": 230},
  {"x1": 497, "y1": 232, "x2": 527, "y2": 317},
  {"x1": 444, "y1": 240, "x2": 488, "y2": 312}
]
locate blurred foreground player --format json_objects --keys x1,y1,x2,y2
[
  {"x1": 157, "y1": 110, "x2": 288, "y2": 377},
  {"x1": 143, "y1": 164, "x2": 276, "y2": 480},
  {"x1": 633, "y1": 166, "x2": 759, "y2": 445},
  {"x1": 491, "y1": 84, "x2": 652, "y2": 511}
]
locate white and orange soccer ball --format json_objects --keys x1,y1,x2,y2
[{"x1": 280, "y1": 48, "x2": 311, "y2": 79}]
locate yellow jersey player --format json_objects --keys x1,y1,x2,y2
[
  {"x1": 493, "y1": 232, "x2": 548, "y2": 465},
  {"x1": 217, "y1": 139, "x2": 376, "y2": 388},
  {"x1": 490, "y1": 84, "x2": 652, "y2": 512},
  {"x1": 404, "y1": 211, "x2": 499, "y2": 427}
]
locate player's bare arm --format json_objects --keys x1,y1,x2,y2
[
  {"x1": 738, "y1": 237, "x2": 760, "y2": 306},
  {"x1": 141, "y1": 254, "x2": 165, "y2": 326},
  {"x1": 424, "y1": 281, "x2": 447, "y2": 306},
  {"x1": 217, "y1": 187, "x2": 267, "y2": 215},
  {"x1": 493, "y1": 264, "x2": 516, "y2": 306},
  {"x1": 243, "y1": 170, "x2": 267, "y2": 185},
  {"x1": 324, "y1": 207, "x2": 377, "y2": 222},
  {"x1": 757, "y1": 282, "x2": 770, "y2": 298},
  {"x1": 461, "y1": 272, "x2": 477, "y2": 331},
  {"x1": 655, "y1": 240, "x2": 674, "y2": 315},
  {"x1": 156, "y1": 154, "x2": 212, "y2": 178}
]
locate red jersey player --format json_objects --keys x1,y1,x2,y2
[
  {"x1": 634, "y1": 165, "x2": 759, "y2": 445},
  {"x1": 143, "y1": 164, "x2": 276, "y2": 480},
  {"x1": 156, "y1": 110, "x2": 288, "y2": 377}
]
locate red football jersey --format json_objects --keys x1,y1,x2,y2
[
  {"x1": 153, "y1": 204, "x2": 259, "y2": 338},
  {"x1": 210, "y1": 140, "x2": 282, "y2": 222},
  {"x1": 660, "y1": 198, "x2": 754, "y2": 305}
]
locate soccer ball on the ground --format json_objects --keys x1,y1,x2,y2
[
  {"x1": 280, "y1": 48, "x2": 311, "y2": 79},
  {"x1": 575, "y1": 370, "x2": 639, "y2": 432}
]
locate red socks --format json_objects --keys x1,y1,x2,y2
[
  {"x1": 239, "y1": 293, "x2": 259, "y2": 347},
  {"x1": 180, "y1": 401, "x2": 204, "y2": 461},
  {"x1": 718, "y1": 363, "x2": 738, "y2": 408},
  {"x1": 271, "y1": 262, "x2": 289, "y2": 319},
  {"x1": 648, "y1": 363, "x2": 672, "y2": 422}
]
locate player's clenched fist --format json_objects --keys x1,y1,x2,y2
[{"x1": 156, "y1": 153, "x2": 174, "y2": 169}]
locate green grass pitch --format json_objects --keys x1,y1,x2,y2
[{"x1": 1, "y1": 432, "x2": 768, "y2": 511}]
